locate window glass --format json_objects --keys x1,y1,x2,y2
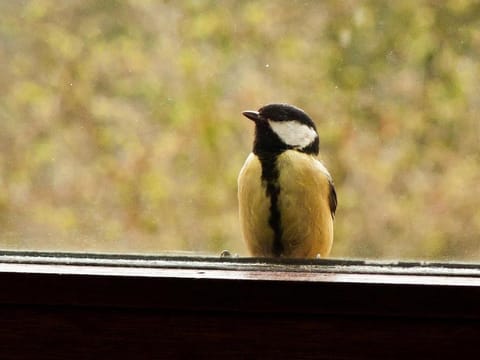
[{"x1": 0, "y1": 1, "x2": 478, "y2": 261}]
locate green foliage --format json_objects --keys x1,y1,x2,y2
[{"x1": 0, "y1": 0, "x2": 479, "y2": 260}]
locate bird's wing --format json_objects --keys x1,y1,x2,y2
[
  {"x1": 328, "y1": 180, "x2": 337, "y2": 220},
  {"x1": 311, "y1": 158, "x2": 337, "y2": 220}
]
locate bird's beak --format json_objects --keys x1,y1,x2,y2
[{"x1": 242, "y1": 110, "x2": 261, "y2": 122}]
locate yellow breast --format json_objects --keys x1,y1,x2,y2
[
  {"x1": 238, "y1": 150, "x2": 333, "y2": 258},
  {"x1": 237, "y1": 153, "x2": 275, "y2": 256}
]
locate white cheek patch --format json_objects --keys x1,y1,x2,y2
[{"x1": 268, "y1": 120, "x2": 318, "y2": 149}]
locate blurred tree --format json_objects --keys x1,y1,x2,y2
[{"x1": 0, "y1": 0, "x2": 479, "y2": 260}]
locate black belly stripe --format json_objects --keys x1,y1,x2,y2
[{"x1": 257, "y1": 152, "x2": 283, "y2": 256}]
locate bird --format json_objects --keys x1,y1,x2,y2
[{"x1": 237, "y1": 103, "x2": 337, "y2": 258}]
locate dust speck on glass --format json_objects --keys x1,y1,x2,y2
[{"x1": 0, "y1": 1, "x2": 478, "y2": 262}]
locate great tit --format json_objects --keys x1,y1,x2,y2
[{"x1": 238, "y1": 103, "x2": 337, "y2": 258}]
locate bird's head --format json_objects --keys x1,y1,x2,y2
[{"x1": 242, "y1": 103, "x2": 319, "y2": 155}]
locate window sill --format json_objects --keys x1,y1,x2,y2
[{"x1": 0, "y1": 251, "x2": 479, "y2": 358}]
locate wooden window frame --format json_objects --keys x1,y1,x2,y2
[{"x1": 0, "y1": 251, "x2": 479, "y2": 358}]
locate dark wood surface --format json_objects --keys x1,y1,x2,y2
[{"x1": 0, "y1": 252, "x2": 479, "y2": 359}]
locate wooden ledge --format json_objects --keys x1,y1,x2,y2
[
  {"x1": 1, "y1": 251, "x2": 480, "y2": 319},
  {"x1": 1, "y1": 251, "x2": 479, "y2": 358}
]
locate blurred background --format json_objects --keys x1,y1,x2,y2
[{"x1": 0, "y1": 0, "x2": 479, "y2": 261}]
